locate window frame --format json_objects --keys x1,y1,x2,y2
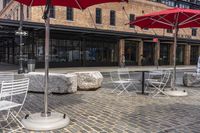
[
  {"x1": 129, "y1": 14, "x2": 135, "y2": 28},
  {"x1": 96, "y1": 8, "x2": 102, "y2": 24},
  {"x1": 110, "y1": 10, "x2": 116, "y2": 26},
  {"x1": 192, "y1": 28, "x2": 197, "y2": 36},
  {"x1": 49, "y1": 6, "x2": 55, "y2": 18},
  {"x1": 66, "y1": 7, "x2": 74, "y2": 21}
]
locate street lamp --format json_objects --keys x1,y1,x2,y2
[{"x1": 18, "y1": 3, "x2": 24, "y2": 74}]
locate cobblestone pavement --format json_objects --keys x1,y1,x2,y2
[{"x1": 2, "y1": 74, "x2": 200, "y2": 133}]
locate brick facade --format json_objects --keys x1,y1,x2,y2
[
  {"x1": 0, "y1": 0, "x2": 199, "y2": 40},
  {"x1": 0, "y1": 0, "x2": 200, "y2": 66}
]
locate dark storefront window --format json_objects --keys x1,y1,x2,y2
[
  {"x1": 160, "y1": 44, "x2": 170, "y2": 65},
  {"x1": 85, "y1": 39, "x2": 118, "y2": 66},
  {"x1": 35, "y1": 37, "x2": 117, "y2": 67},
  {"x1": 143, "y1": 42, "x2": 155, "y2": 65},
  {"x1": 110, "y1": 10, "x2": 116, "y2": 26},
  {"x1": 36, "y1": 39, "x2": 45, "y2": 62},
  {"x1": 176, "y1": 45, "x2": 185, "y2": 65},
  {"x1": 66, "y1": 40, "x2": 81, "y2": 62},
  {"x1": 125, "y1": 41, "x2": 138, "y2": 65},
  {"x1": 96, "y1": 8, "x2": 102, "y2": 24},
  {"x1": 190, "y1": 45, "x2": 199, "y2": 65},
  {"x1": 36, "y1": 39, "x2": 81, "y2": 63},
  {"x1": 129, "y1": 14, "x2": 135, "y2": 28},
  {"x1": 66, "y1": 7, "x2": 73, "y2": 21}
]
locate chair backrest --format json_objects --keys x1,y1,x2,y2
[
  {"x1": 0, "y1": 72, "x2": 14, "y2": 84},
  {"x1": 161, "y1": 70, "x2": 171, "y2": 84},
  {"x1": 148, "y1": 70, "x2": 163, "y2": 80},
  {"x1": 117, "y1": 68, "x2": 131, "y2": 80},
  {"x1": 0, "y1": 78, "x2": 29, "y2": 99},
  {"x1": 110, "y1": 71, "x2": 120, "y2": 81}
]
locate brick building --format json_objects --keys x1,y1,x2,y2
[{"x1": 0, "y1": 0, "x2": 200, "y2": 67}]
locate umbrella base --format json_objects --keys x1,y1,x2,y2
[
  {"x1": 21, "y1": 112, "x2": 70, "y2": 131},
  {"x1": 165, "y1": 90, "x2": 188, "y2": 97}
]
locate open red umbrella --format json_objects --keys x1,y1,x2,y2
[
  {"x1": 130, "y1": 8, "x2": 200, "y2": 96},
  {"x1": 13, "y1": 0, "x2": 128, "y2": 131}
]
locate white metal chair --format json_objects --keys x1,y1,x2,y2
[
  {"x1": 145, "y1": 70, "x2": 163, "y2": 91},
  {"x1": 117, "y1": 68, "x2": 140, "y2": 93},
  {"x1": 145, "y1": 70, "x2": 171, "y2": 97},
  {"x1": 0, "y1": 78, "x2": 29, "y2": 132},
  {"x1": 110, "y1": 71, "x2": 133, "y2": 95}
]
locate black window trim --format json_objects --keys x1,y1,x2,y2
[
  {"x1": 66, "y1": 7, "x2": 74, "y2": 21},
  {"x1": 96, "y1": 8, "x2": 102, "y2": 24},
  {"x1": 110, "y1": 10, "x2": 116, "y2": 26}
]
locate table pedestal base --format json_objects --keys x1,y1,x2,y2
[
  {"x1": 165, "y1": 90, "x2": 188, "y2": 97},
  {"x1": 21, "y1": 112, "x2": 70, "y2": 131}
]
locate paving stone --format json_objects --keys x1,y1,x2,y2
[{"x1": 2, "y1": 75, "x2": 200, "y2": 133}]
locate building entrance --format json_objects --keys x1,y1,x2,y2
[
  {"x1": 160, "y1": 43, "x2": 170, "y2": 65},
  {"x1": 143, "y1": 42, "x2": 155, "y2": 65},
  {"x1": 176, "y1": 45, "x2": 185, "y2": 65},
  {"x1": 190, "y1": 45, "x2": 199, "y2": 65},
  {"x1": 125, "y1": 40, "x2": 138, "y2": 66}
]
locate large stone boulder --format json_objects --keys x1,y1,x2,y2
[
  {"x1": 24, "y1": 72, "x2": 77, "y2": 93},
  {"x1": 183, "y1": 72, "x2": 200, "y2": 87},
  {"x1": 75, "y1": 71, "x2": 103, "y2": 90}
]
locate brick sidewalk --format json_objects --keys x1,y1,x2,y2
[{"x1": 2, "y1": 81, "x2": 200, "y2": 133}]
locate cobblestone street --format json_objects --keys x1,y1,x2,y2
[{"x1": 2, "y1": 74, "x2": 200, "y2": 133}]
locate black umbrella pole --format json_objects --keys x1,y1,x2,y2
[{"x1": 18, "y1": 4, "x2": 24, "y2": 74}]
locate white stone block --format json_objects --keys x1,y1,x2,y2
[
  {"x1": 75, "y1": 71, "x2": 103, "y2": 90},
  {"x1": 24, "y1": 72, "x2": 77, "y2": 93}
]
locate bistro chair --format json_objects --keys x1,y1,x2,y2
[
  {"x1": 145, "y1": 70, "x2": 170, "y2": 97},
  {"x1": 117, "y1": 68, "x2": 140, "y2": 93},
  {"x1": 110, "y1": 71, "x2": 132, "y2": 95},
  {"x1": 0, "y1": 78, "x2": 29, "y2": 132}
]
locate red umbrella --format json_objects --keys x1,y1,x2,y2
[
  {"x1": 130, "y1": 8, "x2": 200, "y2": 29},
  {"x1": 130, "y1": 8, "x2": 200, "y2": 96},
  {"x1": 15, "y1": 0, "x2": 126, "y2": 9},
  {"x1": 13, "y1": 0, "x2": 127, "y2": 131}
]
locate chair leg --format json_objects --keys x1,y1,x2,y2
[
  {"x1": 0, "y1": 128, "x2": 22, "y2": 133},
  {"x1": 10, "y1": 113, "x2": 24, "y2": 128},
  {"x1": 112, "y1": 84, "x2": 121, "y2": 93},
  {"x1": 117, "y1": 83, "x2": 132, "y2": 96},
  {"x1": 153, "y1": 89, "x2": 169, "y2": 98},
  {"x1": 150, "y1": 84, "x2": 169, "y2": 98},
  {"x1": 144, "y1": 82, "x2": 150, "y2": 93},
  {"x1": 131, "y1": 83, "x2": 138, "y2": 92},
  {"x1": 0, "y1": 113, "x2": 24, "y2": 133}
]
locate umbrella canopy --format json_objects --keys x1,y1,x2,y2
[
  {"x1": 129, "y1": 8, "x2": 200, "y2": 91},
  {"x1": 15, "y1": 0, "x2": 127, "y2": 9},
  {"x1": 130, "y1": 8, "x2": 200, "y2": 29}
]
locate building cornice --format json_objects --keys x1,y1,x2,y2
[{"x1": 0, "y1": 18, "x2": 200, "y2": 44}]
